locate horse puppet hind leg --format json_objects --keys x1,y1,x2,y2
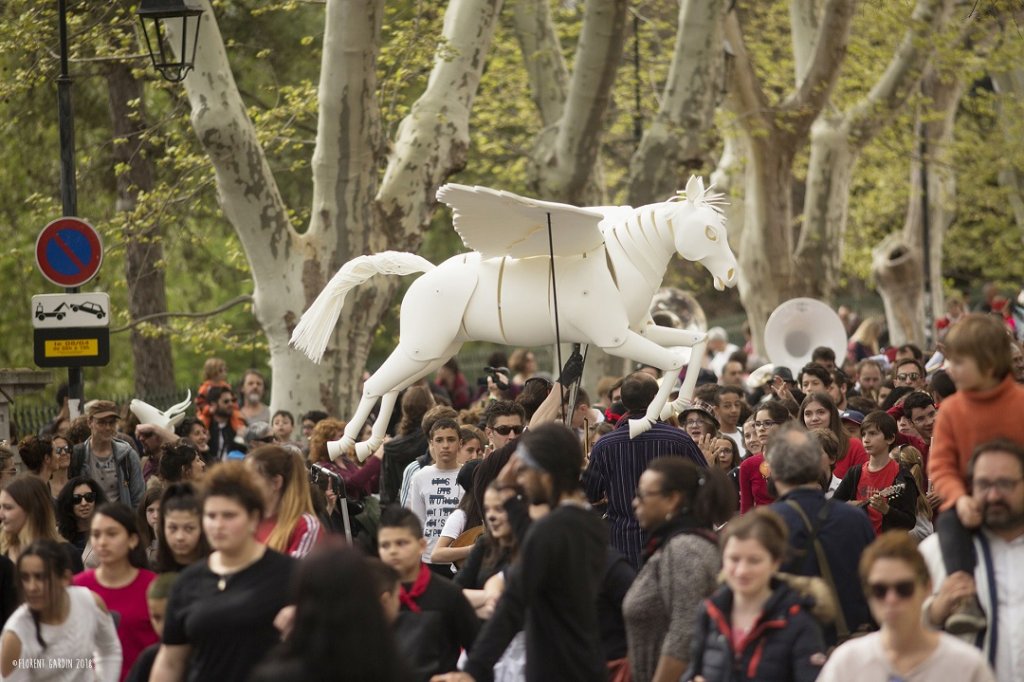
[
  {"x1": 638, "y1": 324, "x2": 709, "y2": 420},
  {"x1": 328, "y1": 342, "x2": 462, "y2": 462}
]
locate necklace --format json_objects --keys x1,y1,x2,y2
[{"x1": 217, "y1": 576, "x2": 229, "y2": 591}]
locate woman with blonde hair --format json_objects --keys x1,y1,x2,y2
[
  {"x1": 848, "y1": 316, "x2": 884, "y2": 362},
  {"x1": 890, "y1": 445, "x2": 934, "y2": 541},
  {"x1": 246, "y1": 446, "x2": 322, "y2": 557},
  {"x1": 0, "y1": 476, "x2": 83, "y2": 573}
]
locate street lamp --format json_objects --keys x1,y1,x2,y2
[{"x1": 137, "y1": 0, "x2": 204, "y2": 83}]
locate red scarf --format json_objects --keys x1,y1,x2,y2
[{"x1": 399, "y1": 563, "x2": 432, "y2": 613}]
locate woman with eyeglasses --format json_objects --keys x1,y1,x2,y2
[
  {"x1": 679, "y1": 402, "x2": 720, "y2": 465},
  {"x1": 56, "y1": 477, "x2": 108, "y2": 565},
  {"x1": 624, "y1": 459, "x2": 734, "y2": 682},
  {"x1": 798, "y1": 392, "x2": 868, "y2": 480},
  {"x1": 738, "y1": 401, "x2": 790, "y2": 514},
  {"x1": 49, "y1": 435, "x2": 73, "y2": 501},
  {"x1": 818, "y1": 532, "x2": 993, "y2": 682}
]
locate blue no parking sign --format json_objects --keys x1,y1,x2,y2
[{"x1": 35, "y1": 217, "x2": 103, "y2": 287}]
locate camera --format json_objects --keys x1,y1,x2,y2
[{"x1": 476, "y1": 365, "x2": 510, "y2": 391}]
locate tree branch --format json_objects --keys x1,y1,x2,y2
[
  {"x1": 167, "y1": 0, "x2": 295, "y2": 274},
  {"x1": 110, "y1": 295, "x2": 254, "y2": 333},
  {"x1": 723, "y1": 10, "x2": 770, "y2": 131},
  {"x1": 511, "y1": 0, "x2": 569, "y2": 127},
  {"x1": 844, "y1": 0, "x2": 951, "y2": 145},
  {"x1": 377, "y1": 0, "x2": 504, "y2": 244},
  {"x1": 781, "y1": 0, "x2": 857, "y2": 120},
  {"x1": 790, "y1": 0, "x2": 820, "y2": 85},
  {"x1": 536, "y1": 0, "x2": 629, "y2": 202},
  {"x1": 627, "y1": 0, "x2": 726, "y2": 205},
  {"x1": 306, "y1": 0, "x2": 384, "y2": 246}
]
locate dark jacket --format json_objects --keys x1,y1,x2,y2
[
  {"x1": 770, "y1": 489, "x2": 875, "y2": 643},
  {"x1": 833, "y1": 461, "x2": 919, "y2": 533},
  {"x1": 380, "y1": 429, "x2": 427, "y2": 505},
  {"x1": 684, "y1": 580, "x2": 826, "y2": 682}
]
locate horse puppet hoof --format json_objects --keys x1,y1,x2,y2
[
  {"x1": 628, "y1": 417, "x2": 655, "y2": 439},
  {"x1": 327, "y1": 436, "x2": 355, "y2": 461},
  {"x1": 354, "y1": 434, "x2": 384, "y2": 463}
]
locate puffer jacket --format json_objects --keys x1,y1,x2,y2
[{"x1": 683, "y1": 578, "x2": 828, "y2": 682}]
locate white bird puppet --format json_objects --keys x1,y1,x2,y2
[
  {"x1": 291, "y1": 176, "x2": 739, "y2": 462},
  {"x1": 129, "y1": 390, "x2": 192, "y2": 431}
]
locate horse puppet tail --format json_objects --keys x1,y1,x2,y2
[{"x1": 289, "y1": 251, "x2": 436, "y2": 364}]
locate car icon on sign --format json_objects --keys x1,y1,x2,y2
[{"x1": 71, "y1": 301, "x2": 105, "y2": 318}]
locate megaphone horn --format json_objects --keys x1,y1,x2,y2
[{"x1": 763, "y1": 298, "x2": 847, "y2": 374}]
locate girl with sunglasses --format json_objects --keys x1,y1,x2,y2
[
  {"x1": 56, "y1": 478, "x2": 108, "y2": 565},
  {"x1": 1, "y1": 539, "x2": 121, "y2": 681},
  {"x1": 49, "y1": 436, "x2": 73, "y2": 501},
  {"x1": 818, "y1": 532, "x2": 993, "y2": 682}
]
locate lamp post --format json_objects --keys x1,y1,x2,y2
[
  {"x1": 137, "y1": 0, "x2": 204, "y2": 83},
  {"x1": 56, "y1": 0, "x2": 83, "y2": 405},
  {"x1": 52, "y1": 0, "x2": 202, "y2": 407}
]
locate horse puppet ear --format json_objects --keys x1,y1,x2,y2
[{"x1": 685, "y1": 176, "x2": 704, "y2": 205}]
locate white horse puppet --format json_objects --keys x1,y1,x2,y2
[{"x1": 290, "y1": 176, "x2": 738, "y2": 462}]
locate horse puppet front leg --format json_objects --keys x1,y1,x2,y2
[
  {"x1": 638, "y1": 323, "x2": 709, "y2": 421},
  {"x1": 590, "y1": 329, "x2": 694, "y2": 438},
  {"x1": 329, "y1": 341, "x2": 462, "y2": 462}
]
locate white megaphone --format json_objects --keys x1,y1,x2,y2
[
  {"x1": 763, "y1": 298, "x2": 847, "y2": 374},
  {"x1": 129, "y1": 390, "x2": 192, "y2": 430}
]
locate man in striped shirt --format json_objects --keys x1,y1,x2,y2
[{"x1": 583, "y1": 372, "x2": 707, "y2": 569}]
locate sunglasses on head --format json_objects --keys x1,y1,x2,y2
[
  {"x1": 491, "y1": 424, "x2": 524, "y2": 436},
  {"x1": 72, "y1": 493, "x2": 97, "y2": 505},
  {"x1": 867, "y1": 580, "x2": 916, "y2": 600}
]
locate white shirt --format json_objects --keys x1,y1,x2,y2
[
  {"x1": 920, "y1": 530, "x2": 1024, "y2": 682},
  {"x1": 2, "y1": 586, "x2": 121, "y2": 682},
  {"x1": 405, "y1": 465, "x2": 463, "y2": 563},
  {"x1": 723, "y1": 429, "x2": 747, "y2": 458},
  {"x1": 818, "y1": 631, "x2": 994, "y2": 682}
]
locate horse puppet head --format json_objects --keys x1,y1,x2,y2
[{"x1": 665, "y1": 176, "x2": 738, "y2": 291}]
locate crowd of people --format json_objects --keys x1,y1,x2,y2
[{"x1": 0, "y1": 304, "x2": 1019, "y2": 682}]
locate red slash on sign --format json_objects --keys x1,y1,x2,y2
[{"x1": 35, "y1": 217, "x2": 103, "y2": 287}]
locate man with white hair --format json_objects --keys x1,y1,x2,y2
[{"x1": 707, "y1": 326, "x2": 739, "y2": 379}]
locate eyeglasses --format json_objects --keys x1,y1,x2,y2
[
  {"x1": 54, "y1": 446, "x2": 71, "y2": 455},
  {"x1": 634, "y1": 488, "x2": 665, "y2": 501},
  {"x1": 973, "y1": 477, "x2": 1023, "y2": 495},
  {"x1": 896, "y1": 373, "x2": 920, "y2": 382},
  {"x1": 491, "y1": 424, "x2": 524, "y2": 436},
  {"x1": 72, "y1": 493, "x2": 97, "y2": 505},
  {"x1": 753, "y1": 420, "x2": 778, "y2": 430},
  {"x1": 683, "y1": 419, "x2": 706, "y2": 429},
  {"x1": 866, "y1": 580, "x2": 917, "y2": 600}
]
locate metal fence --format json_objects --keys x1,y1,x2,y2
[{"x1": 12, "y1": 386, "x2": 193, "y2": 439}]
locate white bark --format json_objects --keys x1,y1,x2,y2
[
  {"x1": 530, "y1": 0, "x2": 629, "y2": 203},
  {"x1": 726, "y1": 1, "x2": 857, "y2": 355},
  {"x1": 795, "y1": 0, "x2": 951, "y2": 298},
  {"x1": 992, "y1": 69, "x2": 1024, "y2": 237},
  {"x1": 171, "y1": 0, "x2": 503, "y2": 417},
  {"x1": 627, "y1": 0, "x2": 726, "y2": 206}
]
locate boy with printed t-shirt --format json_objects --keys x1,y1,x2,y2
[
  {"x1": 406, "y1": 418, "x2": 465, "y2": 575},
  {"x1": 378, "y1": 506, "x2": 478, "y2": 682},
  {"x1": 928, "y1": 313, "x2": 1024, "y2": 634},
  {"x1": 834, "y1": 411, "x2": 917, "y2": 535}
]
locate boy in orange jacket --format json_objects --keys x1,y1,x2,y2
[{"x1": 928, "y1": 313, "x2": 1024, "y2": 632}]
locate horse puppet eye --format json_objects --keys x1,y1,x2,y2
[{"x1": 704, "y1": 226, "x2": 718, "y2": 242}]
